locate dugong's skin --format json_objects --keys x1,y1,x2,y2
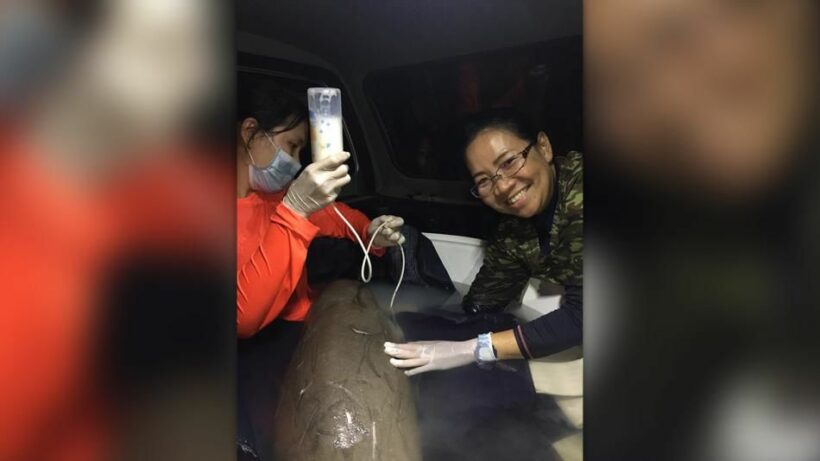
[{"x1": 273, "y1": 280, "x2": 421, "y2": 461}]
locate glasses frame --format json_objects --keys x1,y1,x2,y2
[{"x1": 470, "y1": 141, "x2": 535, "y2": 198}]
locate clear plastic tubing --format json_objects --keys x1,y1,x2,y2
[{"x1": 307, "y1": 88, "x2": 405, "y2": 310}]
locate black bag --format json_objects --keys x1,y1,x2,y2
[{"x1": 387, "y1": 225, "x2": 455, "y2": 293}]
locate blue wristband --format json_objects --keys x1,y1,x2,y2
[{"x1": 475, "y1": 332, "x2": 497, "y2": 369}]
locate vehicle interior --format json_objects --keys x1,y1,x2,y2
[{"x1": 237, "y1": 2, "x2": 582, "y2": 460}]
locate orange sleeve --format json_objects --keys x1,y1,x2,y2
[
  {"x1": 309, "y1": 203, "x2": 386, "y2": 257},
  {"x1": 108, "y1": 151, "x2": 232, "y2": 252},
  {"x1": 236, "y1": 202, "x2": 318, "y2": 338}
]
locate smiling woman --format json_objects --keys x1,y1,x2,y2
[
  {"x1": 464, "y1": 111, "x2": 557, "y2": 218},
  {"x1": 385, "y1": 109, "x2": 583, "y2": 369}
]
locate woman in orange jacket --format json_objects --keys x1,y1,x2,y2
[{"x1": 236, "y1": 81, "x2": 405, "y2": 338}]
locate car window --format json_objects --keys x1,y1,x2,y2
[{"x1": 364, "y1": 37, "x2": 582, "y2": 180}]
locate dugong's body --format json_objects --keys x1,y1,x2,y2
[{"x1": 273, "y1": 280, "x2": 420, "y2": 461}]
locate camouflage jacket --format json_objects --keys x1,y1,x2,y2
[{"x1": 464, "y1": 151, "x2": 583, "y2": 312}]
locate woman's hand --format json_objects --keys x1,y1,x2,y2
[
  {"x1": 368, "y1": 215, "x2": 405, "y2": 247},
  {"x1": 384, "y1": 339, "x2": 477, "y2": 376},
  {"x1": 283, "y1": 152, "x2": 351, "y2": 217}
]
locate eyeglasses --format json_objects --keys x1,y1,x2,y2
[{"x1": 470, "y1": 142, "x2": 534, "y2": 198}]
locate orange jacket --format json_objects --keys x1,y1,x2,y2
[
  {"x1": 0, "y1": 128, "x2": 231, "y2": 461},
  {"x1": 236, "y1": 188, "x2": 384, "y2": 338}
]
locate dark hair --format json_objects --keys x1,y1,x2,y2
[
  {"x1": 462, "y1": 109, "x2": 539, "y2": 153},
  {"x1": 237, "y1": 77, "x2": 307, "y2": 140}
]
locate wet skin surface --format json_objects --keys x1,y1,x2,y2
[{"x1": 273, "y1": 280, "x2": 421, "y2": 461}]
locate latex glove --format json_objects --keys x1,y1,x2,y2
[
  {"x1": 368, "y1": 215, "x2": 406, "y2": 248},
  {"x1": 384, "y1": 339, "x2": 477, "y2": 376},
  {"x1": 283, "y1": 152, "x2": 351, "y2": 217}
]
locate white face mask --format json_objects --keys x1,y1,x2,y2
[{"x1": 247, "y1": 133, "x2": 302, "y2": 193}]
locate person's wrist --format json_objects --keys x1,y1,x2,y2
[
  {"x1": 474, "y1": 333, "x2": 497, "y2": 368},
  {"x1": 282, "y1": 195, "x2": 310, "y2": 218}
]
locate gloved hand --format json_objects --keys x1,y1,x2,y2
[
  {"x1": 368, "y1": 215, "x2": 406, "y2": 248},
  {"x1": 384, "y1": 338, "x2": 477, "y2": 376},
  {"x1": 283, "y1": 152, "x2": 351, "y2": 217}
]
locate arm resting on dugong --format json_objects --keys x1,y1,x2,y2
[{"x1": 274, "y1": 280, "x2": 421, "y2": 461}]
